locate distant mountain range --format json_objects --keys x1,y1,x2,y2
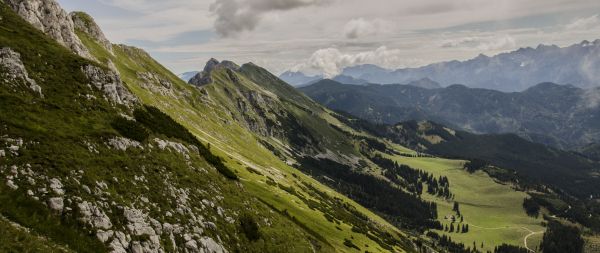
[
  {"x1": 300, "y1": 79, "x2": 600, "y2": 149},
  {"x1": 177, "y1": 71, "x2": 199, "y2": 82},
  {"x1": 288, "y1": 40, "x2": 600, "y2": 92}
]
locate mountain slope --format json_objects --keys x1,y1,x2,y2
[
  {"x1": 300, "y1": 79, "x2": 600, "y2": 149},
  {"x1": 0, "y1": 2, "x2": 340, "y2": 252},
  {"x1": 76, "y1": 11, "x2": 425, "y2": 253},
  {"x1": 336, "y1": 40, "x2": 600, "y2": 91}
]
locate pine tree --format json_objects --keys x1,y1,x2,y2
[{"x1": 449, "y1": 223, "x2": 455, "y2": 233}]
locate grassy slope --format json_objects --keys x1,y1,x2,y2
[
  {"x1": 0, "y1": 4, "x2": 337, "y2": 253},
  {"x1": 78, "y1": 32, "x2": 412, "y2": 252},
  {"x1": 385, "y1": 154, "x2": 545, "y2": 252}
]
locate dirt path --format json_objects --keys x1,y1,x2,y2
[
  {"x1": 522, "y1": 227, "x2": 544, "y2": 252},
  {"x1": 464, "y1": 221, "x2": 544, "y2": 252}
]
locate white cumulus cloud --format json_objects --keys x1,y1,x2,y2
[{"x1": 296, "y1": 46, "x2": 410, "y2": 77}]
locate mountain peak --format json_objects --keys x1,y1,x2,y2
[
  {"x1": 203, "y1": 58, "x2": 221, "y2": 72},
  {"x1": 190, "y1": 58, "x2": 240, "y2": 86},
  {"x1": 70, "y1": 11, "x2": 113, "y2": 53}
]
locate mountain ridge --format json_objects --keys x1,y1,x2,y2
[
  {"x1": 300, "y1": 79, "x2": 600, "y2": 149},
  {"x1": 287, "y1": 39, "x2": 600, "y2": 91}
]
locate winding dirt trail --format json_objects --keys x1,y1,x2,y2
[
  {"x1": 522, "y1": 227, "x2": 544, "y2": 252},
  {"x1": 463, "y1": 221, "x2": 544, "y2": 252}
]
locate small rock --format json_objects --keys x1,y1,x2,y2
[
  {"x1": 96, "y1": 230, "x2": 114, "y2": 243},
  {"x1": 49, "y1": 178, "x2": 64, "y2": 195},
  {"x1": 6, "y1": 179, "x2": 18, "y2": 190},
  {"x1": 130, "y1": 241, "x2": 143, "y2": 253},
  {"x1": 0, "y1": 150, "x2": 5, "y2": 157},
  {"x1": 199, "y1": 237, "x2": 228, "y2": 253},
  {"x1": 185, "y1": 240, "x2": 198, "y2": 251},
  {"x1": 47, "y1": 197, "x2": 64, "y2": 212},
  {"x1": 82, "y1": 185, "x2": 91, "y2": 194}
]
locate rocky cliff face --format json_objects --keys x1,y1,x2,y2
[
  {"x1": 70, "y1": 11, "x2": 113, "y2": 53},
  {"x1": 0, "y1": 47, "x2": 42, "y2": 97},
  {"x1": 4, "y1": 0, "x2": 92, "y2": 59},
  {"x1": 81, "y1": 64, "x2": 137, "y2": 106}
]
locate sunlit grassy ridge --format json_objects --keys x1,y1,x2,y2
[{"x1": 78, "y1": 32, "x2": 414, "y2": 252}]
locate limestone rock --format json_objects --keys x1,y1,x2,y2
[
  {"x1": 70, "y1": 11, "x2": 113, "y2": 53},
  {"x1": 107, "y1": 137, "x2": 142, "y2": 151},
  {"x1": 77, "y1": 201, "x2": 112, "y2": 229},
  {"x1": 47, "y1": 197, "x2": 64, "y2": 212},
  {"x1": 199, "y1": 237, "x2": 228, "y2": 253},
  {"x1": 0, "y1": 47, "x2": 43, "y2": 97},
  {"x1": 49, "y1": 178, "x2": 64, "y2": 195},
  {"x1": 4, "y1": 0, "x2": 92, "y2": 59},
  {"x1": 123, "y1": 207, "x2": 156, "y2": 237},
  {"x1": 81, "y1": 64, "x2": 137, "y2": 106},
  {"x1": 154, "y1": 138, "x2": 190, "y2": 159},
  {"x1": 6, "y1": 179, "x2": 18, "y2": 190},
  {"x1": 137, "y1": 72, "x2": 175, "y2": 97},
  {"x1": 96, "y1": 230, "x2": 114, "y2": 243}
]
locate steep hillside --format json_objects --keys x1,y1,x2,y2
[
  {"x1": 300, "y1": 79, "x2": 600, "y2": 149},
  {"x1": 73, "y1": 6, "x2": 423, "y2": 253},
  {"x1": 0, "y1": 2, "x2": 343, "y2": 252},
  {"x1": 334, "y1": 41, "x2": 600, "y2": 91}
]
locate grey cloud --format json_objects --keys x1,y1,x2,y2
[{"x1": 210, "y1": 0, "x2": 331, "y2": 37}]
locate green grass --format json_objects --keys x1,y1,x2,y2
[
  {"x1": 77, "y1": 30, "x2": 414, "y2": 252},
  {"x1": 0, "y1": 4, "x2": 348, "y2": 252},
  {"x1": 75, "y1": 13, "x2": 552, "y2": 253},
  {"x1": 0, "y1": 216, "x2": 72, "y2": 253},
  {"x1": 385, "y1": 154, "x2": 545, "y2": 252}
]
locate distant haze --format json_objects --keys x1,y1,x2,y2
[{"x1": 57, "y1": 0, "x2": 600, "y2": 76}]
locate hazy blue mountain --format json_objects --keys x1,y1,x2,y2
[
  {"x1": 177, "y1": 71, "x2": 199, "y2": 81},
  {"x1": 278, "y1": 71, "x2": 322, "y2": 86},
  {"x1": 300, "y1": 79, "x2": 600, "y2": 149},
  {"x1": 335, "y1": 40, "x2": 600, "y2": 91}
]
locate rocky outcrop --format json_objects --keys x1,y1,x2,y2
[
  {"x1": 107, "y1": 137, "x2": 143, "y2": 151},
  {"x1": 137, "y1": 72, "x2": 175, "y2": 97},
  {"x1": 70, "y1": 11, "x2": 113, "y2": 53},
  {"x1": 189, "y1": 59, "x2": 240, "y2": 86},
  {"x1": 0, "y1": 47, "x2": 43, "y2": 97},
  {"x1": 4, "y1": 0, "x2": 92, "y2": 59},
  {"x1": 81, "y1": 64, "x2": 137, "y2": 106},
  {"x1": 77, "y1": 201, "x2": 113, "y2": 230}
]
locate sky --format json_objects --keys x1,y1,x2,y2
[{"x1": 57, "y1": 0, "x2": 600, "y2": 77}]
